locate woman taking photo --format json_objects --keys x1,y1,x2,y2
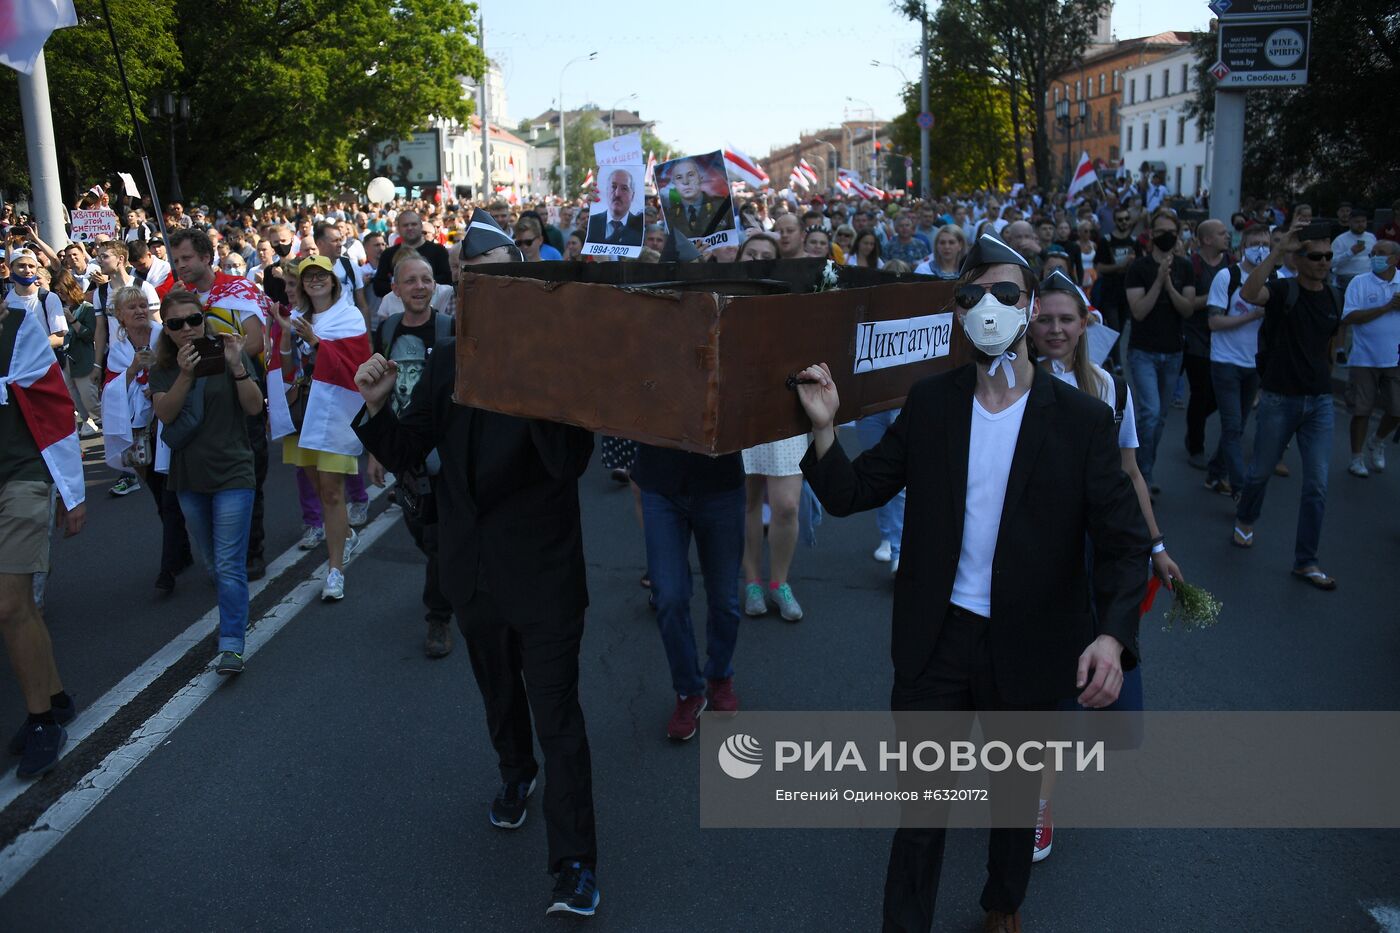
[
  {"x1": 846, "y1": 230, "x2": 883, "y2": 270},
  {"x1": 1025, "y1": 270, "x2": 1183, "y2": 861},
  {"x1": 150, "y1": 290, "x2": 262, "y2": 674},
  {"x1": 270, "y1": 255, "x2": 371, "y2": 601},
  {"x1": 914, "y1": 224, "x2": 965, "y2": 279}
]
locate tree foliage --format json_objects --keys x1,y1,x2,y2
[
  {"x1": 0, "y1": 0, "x2": 181, "y2": 200},
  {"x1": 2, "y1": 0, "x2": 485, "y2": 206},
  {"x1": 1185, "y1": 0, "x2": 1400, "y2": 206},
  {"x1": 887, "y1": 66, "x2": 1019, "y2": 193}
]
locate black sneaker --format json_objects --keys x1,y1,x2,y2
[
  {"x1": 155, "y1": 569, "x2": 176, "y2": 593},
  {"x1": 16, "y1": 722, "x2": 67, "y2": 779},
  {"x1": 8, "y1": 697, "x2": 76, "y2": 756},
  {"x1": 489, "y1": 777, "x2": 537, "y2": 829},
  {"x1": 547, "y1": 861, "x2": 599, "y2": 918}
]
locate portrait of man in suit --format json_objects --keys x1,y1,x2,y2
[
  {"x1": 585, "y1": 168, "x2": 644, "y2": 247},
  {"x1": 660, "y1": 154, "x2": 735, "y2": 239}
]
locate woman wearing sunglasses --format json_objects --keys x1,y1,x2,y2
[{"x1": 150, "y1": 290, "x2": 263, "y2": 675}]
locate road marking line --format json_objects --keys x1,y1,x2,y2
[
  {"x1": 1368, "y1": 902, "x2": 1400, "y2": 932},
  {"x1": 0, "y1": 486, "x2": 388, "y2": 814},
  {"x1": 0, "y1": 504, "x2": 399, "y2": 899}
]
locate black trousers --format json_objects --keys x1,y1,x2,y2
[
  {"x1": 882, "y1": 605, "x2": 1046, "y2": 933},
  {"x1": 402, "y1": 509, "x2": 451, "y2": 623},
  {"x1": 246, "y1": 412, "x2": 268, "y2": 559},
  {"x1": 1182, "y1": 353, "x2": 1221, "y2": 461},
  {"x1": 144, "y1": 469, "x2": 191, "y2": 574},
  {"x1": 454, "y1": 589, "x2": 597, "y2": 873}
]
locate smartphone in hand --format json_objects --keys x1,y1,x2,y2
[{"x1": 190, "y1": 336, "x2": 226, "y2": 377}]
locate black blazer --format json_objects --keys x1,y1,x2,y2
[
  {"x1": 802, "y1": 364, "x2": 1149, "y2": 706},
  {"x1": 585, "y1": 211, "x2": 644, "y2": 247},
  {"x1": 353, "y1": 339, "x2": 594, "y2": 622}
]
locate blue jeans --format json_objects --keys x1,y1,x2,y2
[
  {"x1": 179, "y1": 488, "x2": 255, "y2": 653},
  {"x1": 1128, "y1": 348, "x2": 1183, "y2": 483},
  {"x1": 642, "y1": 487, "x2": 744, "y2": 697},
  {"x1": 1210, "y1": 362, "x2": 1260, "y2": 491},
  {"x1": 856, "y1": 409, "x2": 906, "y2": 561},
  {"x1": 1235, "y1": 391, "x2": 1334, "y2": 569}
]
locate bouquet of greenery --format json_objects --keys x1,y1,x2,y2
[{"x1": 1162, "y1": 580, "x2": 1222, "y2": 632}]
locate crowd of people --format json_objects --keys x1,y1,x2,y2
[{"x1": 1, "y1": 174, "x2": 1395, "y2": 925}]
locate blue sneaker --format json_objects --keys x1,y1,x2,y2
[
  {"x1": 8, "y1": 697, "x2": 76, "y2": 756},
  {"x1": 546, "y1": 861, "x2": 599, "y2": 917},
  {"x1": 16, "y1": 721, "x2": 67, "y2": 779}
]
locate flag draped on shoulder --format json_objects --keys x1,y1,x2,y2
[
  {"x1": 723, "y1": 147, "x2": 770, "y2": 189},
  {"x1": 266, "y1": 295, "x2": 370, "y2": 457},
  {"x1": 1, "y1": 303, "x2": 83, "y2": 509},
  {"x1": 101, "y1": 323, "x2": 162, "y2": 471},
  {"x1": 201, "y1": 271, "x2": 271, "y2": 336}
]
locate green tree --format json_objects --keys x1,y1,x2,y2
[
  {"x1": 0, "y1": 0, "x2": 181, "y2": 203},
  {"x1": 1185, "y1": 0, "x2": 1400, "y2": 206},
  {"x1": 887, "y1": 56, "x2": 1019, "y2": 192},
  {"x1": 173, "y1": 0, "x2": 485, "y2": 203}
]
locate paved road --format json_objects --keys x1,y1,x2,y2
[{"x1": 1, "y1": 406, "x2": 1397, "y2": 932}]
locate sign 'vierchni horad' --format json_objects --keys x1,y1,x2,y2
[{"x1": 453, "y1": 258, "x2": 968, "y2": 454}]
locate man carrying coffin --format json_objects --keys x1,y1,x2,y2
[
  {"x1": 795, "y1": 233, "x2": 1150, "y2": 933},
  {"x1": 352, "y1": 210, "x2": 601, "y2": 919}
]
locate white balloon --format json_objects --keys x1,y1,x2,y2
[{"x1": 367, "y1": 177, "x2": 395, "y2": 204}]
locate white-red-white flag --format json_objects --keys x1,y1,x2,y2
[
  {"x1": 789, "y1": 168, "x2": 809, "y2": 191},
  {"x1": 723, "y1": 147, "x2": 770, "y2": 189},
  {"x1": 798, "y1": 159, "x2": 820, "y2": 185},
  {"x1": 579, "y1": 168, "x2": 595, "y2": 191},
  {"x1": 1067, "y1": 152, "x2": 1097, "y2": 199},
  {"x1": 0, "y1": 0, "x2": 77, "y2": 75},
  {"x1": 267, "y1": 295, "x2": 371, "y2": 457},
  {"x1": 1, "y1": 301, "x2": 83, "y2": 508}
]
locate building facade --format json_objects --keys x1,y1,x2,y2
[
  {"x1": 1118, "y1": 47, "x2": 1212, "y2": 198},
  {"x1": 1043, "y1": 30, "x2": 1196, "y2": 185},
  {"x1": 766, "y1": 122, "x2": 892, "y2": 194}
]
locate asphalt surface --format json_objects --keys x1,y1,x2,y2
[{"x1": 0, "y1": 404, "x2": 1397, "y2": 932}]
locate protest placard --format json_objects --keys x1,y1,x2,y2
[
  {"x1": 70, "y1": 209, "x2": 118, "y2": 243},
  {"x1": 582, "y1": 133, "x2": 645, "y2": 258},
  {"x1": 656, "y1": 151, "x2": 739, "y2": 252}
]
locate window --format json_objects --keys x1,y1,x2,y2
[
  {"x1": 1159, "y1": 119, "x2": 1167, "y2": 147},
  {"x1": 1174, "y1": 166, "x2": 1182, "y2": 194},
  {"x1": 1182, "y1": 63, "x2": 1190, "y2": 92},
  {"x1": 1143, "y1": 122, "x2": 1150, "y2": 150},
  {"x1": 1096, "y1": 111, "x2": 1103, "y2": 133},
  {"x1": 1075, "y1": 79, "x2": 1082, "y2": 100},
  {"x1": 1053, "y1": 86, "x2": 1060, "y2": 104},
  {"x1": 1100, "y1": 73, "x2": 1106, "y2": 95},
  {"x1": 1126, "y1": 125, "x2": 1133, "y2": 151},
  {"x1": 1163, "y1": 68, "x2": 1170, "y2": 96},
  {"x1": 1113, "y1": 69, "x2": 1121, "y2": 90},
  {"x1": 1196, "y1": 119, "x2": 1205, "y2": 142},
  {"x1": 1194, "y1": 165, "x2": 1204, "y2": 193},
  {"x1": 1110, "y1": 145, "x2": 1120, "y2": 161},
  {"x1": 1145, "y1": 74, "x2": 1153, "y2": 99},
  {"x1": 1129, "y1": 79, "x2": 1136, "y2": 104},
  {"x1": 1178, "y1": 116, "x2": 1186, "y2": 145},
  {"x1": 1109, "y1": 99, "x2": 1119, "y2": 131}
]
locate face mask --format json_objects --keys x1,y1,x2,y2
[
  {"x1": 273, "y1": 242, "x2": 293, "y2": 258},
  {"x1": 1153, "y1": 231, "x2": 1178, "y2": 252},
  {"x1": 1244, "y1": 245, "x2": 1270, "y2": 267},
  {"x1": 961, "y1": 290, "x2": 1030, "y2": 360},
  {"x1": 9, "y1": 273, "x2": 38, "y2": 286},
  {"x1": 1372, "y1": 255, "x2": 1393, "y2": 275}
]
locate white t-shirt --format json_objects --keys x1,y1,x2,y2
[
  {"x1": 1331, "y1": 231, "x2": 1376, "y2": 278},
  {"x1": 950, "y1": 391, "x2": 1030, "y2": 617},
  {"x1": 1207, "y1": 265, "x2": 1264, "y2": 369},
  {"x1": 1051, "y1": 362, "x2": 1137, "y2": 449},
  {"x1": 5, "y1": 289, "x2": 67, "y2": 338},
  {"x1": 342, "y1": 238, "x2": 367, "y2": 266},
  {"x1": 845, "y1": 255, "x2": 884, "y2": 269},
  {"x1": 373, "y1": 284, "x2": 455, "y2": 326},
  {"x1": 1342, "y1": 271, "x2": 1400, "y2": 368}
]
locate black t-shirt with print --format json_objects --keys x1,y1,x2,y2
[
  {"x1": 374, "y1": 313, "x2": 450, "y2": 417},
  {"x1": 1258, "y1": 281, "x2": 1341, "y2": 396}
]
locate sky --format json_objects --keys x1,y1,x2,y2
[{"x1": 477, "y1": 0, "x2": 1213, "y2": 158}]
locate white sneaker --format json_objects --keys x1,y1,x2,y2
[
  {"x1": 298, "y1": 525, "x2": 326, "y2": 550},
  {"x1": 1348, "y1": 456, "x2": 1370, "y2": 478},
  {"x1": 1367, "y1": 439, "x2": 1386, "y2": 473},
  {"x1": 344, "y1": 529, "x2": 360, "y2": 559},
  {"x1": 78, "y1": 418, "x2": 101, "y2": 439},
  {"x1": 347, "y1": 500, "x2": 369, "y2": 527},
  {"x1": 322, "y1": 568, "x2": 345, "y2": 601},
  {"x1": 873, "y1": 540, "x2": 892, "y2": 562},
  {"x1": 890, "y1": 557, "x2": 900, "y2": 577}
]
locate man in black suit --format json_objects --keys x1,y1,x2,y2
[
  {"x1": 796, "y1": 233, "x2": 1150, "y2": 933},
  {"x1": 585, "y1": 168, "x2": 644, "y2": 247},
  {"x1": 352, "y1": 210, "x2": 601, "y2": 919}
]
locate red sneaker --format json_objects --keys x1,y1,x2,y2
[
  {"x1": 1032, "y1": 799, "x2": 1053, "y2": 862},
  {"x1": 706, "y1": 677, "x2": 739, "y2": 716},
  {"x1": 667, "y1": 694, "x2": 707, "y2": 741}
]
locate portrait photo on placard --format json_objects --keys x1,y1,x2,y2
[
  {"x1": 656, "y1": 150, "x2": 738, "y2": 249},
  {"x1": 583, "y1": 164, "x2": 646, "y2": 257}
]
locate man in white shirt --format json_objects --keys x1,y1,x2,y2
[
  {"x1": 1145, "y1": 172, "x2": 1170, "y2": 213},
  {"x1": 1207, "y1": 225, "x2": 1270, "y2": 494},
  {"x1": 1331, "y1": 210, "x2": 1376, "y2": 289},
  {"x1": 3, "y1": 252, "x2": 66, "y2": 350},
  {"x1": 1341, "y1": 239, "x2": 1400, "y2": 476}
]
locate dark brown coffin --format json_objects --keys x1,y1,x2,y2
[{"x1": 454, "y1": 262, "x2": 969, "y2": 454}]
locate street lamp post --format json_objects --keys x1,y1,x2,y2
[
  {"x1": 557, "y1": 51, "x2": 597, "y2": 198},
  {"x1": 846, "y1": 96, "x2": 877, "y2": 185},
  {"x1": 149, "y1": 91, "x2": 190, "y2": 205},
  {"x1": 1055, "y1": 99, "x2": 1089, "y2": 189},
  {"x1": 608, "y1": 93, "x2": 638, "y2": 138}
]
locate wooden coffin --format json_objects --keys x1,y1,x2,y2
[{"x1": 453, "y1": 260, "x2": 970, "y2": 454}]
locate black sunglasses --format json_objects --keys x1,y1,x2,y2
[
  {"x1": 1303, "y1": 251, "x2": 1333, "y2": 262},
  {"x1": 955, "y1": 282, "x2": 1026, "y2": 310},
  {"x1": 514, "y1": 237, "x2": 537, "y2": 248},
  {"x1": 164, "y1": 312, "x2": 205, "y2": 331}
]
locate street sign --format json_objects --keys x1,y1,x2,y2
[
  {"x1": 916, "y1": 112, "x2": 934, "y2": 131},
  {"x1": 1209, "y1": 60, "x2": 1231, "y2": 80},
  {"x1": 1208, "y1": 0, "x2": 1310, "y2": 17},
  {"x1": 1216, "y1": 18, "x2": 1310, "y2": 87}
]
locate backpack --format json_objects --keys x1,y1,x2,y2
[
  {"x1": 339, "y1": 255, "x2": 359, "y2": 292},
  {"x1": 1107, "y1": 372, "x2": 1128, "y2": 428},
  {"x1": 1255, "y1": 277, "x2": 1343, "y2": 379},
  {"x1": 379, "y1": 308, "x2": 453, "y2": 358}
]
